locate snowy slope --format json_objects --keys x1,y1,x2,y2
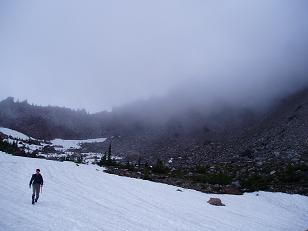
[
  {"x1": 0, "y1": 127, "x2": 106, "y2": 162},
  {"x1": 0, "y1": 151, "x2": 307, "y2": 231},
  {"x1": 0, "y1": 127, "x2": 106, "y2": 150},
  {"x1": 51, "y1": 137, "x2": 107, "y2": 150},
  {"x1": 0, "y1": 127, "x2": 33, "y2": 140}
]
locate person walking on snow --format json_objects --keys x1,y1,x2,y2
[{"x1": 29, "y1": 169, "x2": 44, "y2": 204}]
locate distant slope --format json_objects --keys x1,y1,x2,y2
[
  {"x1": 0, "y1": 95, "x2": 259, "y2": 142},
  {"x1": 0, "y1": 151, "x2": 307, "y2": 231},
  {"x1": 109, "y1": 87, "x2": 308, "y2": 163},
  {"x1": 0, "y1": 97, "x2": 107, "y2": 139},
  {"x1": 0, "y1": 94, "x2": 259, "y2": 151},
  {"x1": 0, "y1": 87, "x2": 307, "y2": 162}
]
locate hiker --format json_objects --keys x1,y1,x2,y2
[{"x1": 29, "y1": 169, "x2": 44, "y2": 204}]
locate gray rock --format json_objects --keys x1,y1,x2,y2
[{"x1": 207, "y1": 198, "x2": 225, "y2": 206}]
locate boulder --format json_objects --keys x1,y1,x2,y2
[{"x1": 207, "y1": 198, "x2": 225, "y2": 206}]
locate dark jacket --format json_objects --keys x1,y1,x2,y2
[{"x1": 29, "y1": 173, "x2": 44, "y2": 186}]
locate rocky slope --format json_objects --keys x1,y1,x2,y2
[{"x1": 103, "y1": 87, "x2": 308, "y2": 195}]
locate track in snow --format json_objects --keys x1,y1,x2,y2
[{"x1": 0, "y1": 151, "x2": 307, "y2": 231}]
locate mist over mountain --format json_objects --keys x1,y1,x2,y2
[
  {"x1": 1, "y1": 0, "x2": 308, "y2": 112},
  {"x1": 0, "y1": 83, "x2": 277, "y2": 141},
  {"x1": 1, "y1": 0, "x2": 308, "y2": 148},
  {"x1": 1, "y1": 84, "x2": 307, "y2": 156}
]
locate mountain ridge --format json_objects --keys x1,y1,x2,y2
[{"x1": 0, "y1": 87, "x2": 307, "y2": 161}]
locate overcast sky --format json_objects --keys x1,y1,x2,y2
[{"x1": 1, "y1": 0, "x2": 308, "y2": 112}]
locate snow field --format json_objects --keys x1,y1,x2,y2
[
  {"x1": 51, "y1": 138, "x2": 107, "y2": 150},
  {"x1": 0, "y1": 127, "x2": 33, "y2": 140},
  {"x1": 0, "y1": 151, "x2": 307, "y2": 231}
]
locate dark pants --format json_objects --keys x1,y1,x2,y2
[{"x1": 32, "y1": 184, "x2": 40, "y2": 200}]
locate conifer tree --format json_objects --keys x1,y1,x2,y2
[
  {"x1": 99, "y1": 154, "x2": 107, "y2": 166},
  {"x1": 107, "y1": 142, "x2": 112, "y2": 165},
  {"x1": 138, "y1": 156, "x2": 141, "y2": 169}
]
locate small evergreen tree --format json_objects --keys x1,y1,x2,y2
[
  {"x1": 98, "y1": 154, "x2": 107, "y2": 166},
  {"x1": 93, "y1": 155, "x2": 98, "y2": 164},
  {"x1": 76, "y1": 155, "x2": 83, "y2": 164},
  {"x1": 125, "y1": 160, "x2": 134, "y2": 171},
  {"x1": 137, "y1": 156, "x2": 141, "y2": 169},
  {"x1": 152, "y1": 159, "x2": 169, "y2": 174},
  {"x1": 143, "y1": 162, "x2": 151, "y2": 180},
  {"x1": 0, "y1": 139, "x2": 25, "y2": 155},
  {"x1": 107, "y1": 143, "x2": 112, "y2": 161},
  {"x1": 65, "y1": 155, "x2": 71, "y2": 161},
  {"x1": 105, "y1": 142, "x2": 112, "y2": 165}
]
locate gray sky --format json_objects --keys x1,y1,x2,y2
[{"x1": 1, "y1": 0, "x2": 308, "y2": 112}]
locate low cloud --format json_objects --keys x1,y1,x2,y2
[{"x1": 0, "y1": 0, "x2": 307, "y2": 112}]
